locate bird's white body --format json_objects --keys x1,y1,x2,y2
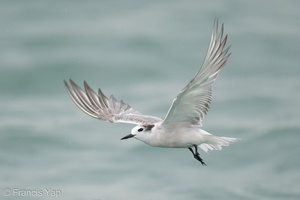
[
  {"x1": 133, "y1": 123, "x2": 200, "y2": 148},
  {"x1": 132, "y1": 123, "x2": 237, "y2": 152},
  {"x1": 64, "y1": 19, "x2": 238, "y2": 164}
]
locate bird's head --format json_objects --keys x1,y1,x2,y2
[{"x1": 121, "y1": 124, "x2": 155, "y2": 142}]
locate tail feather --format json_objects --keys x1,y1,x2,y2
[{"x1": 199, "y1": 136, "x2": 238, "y2": 153}]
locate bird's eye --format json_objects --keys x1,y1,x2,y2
[{"x1": 137, "y1": 128, "x2": 144, "y2": 132}]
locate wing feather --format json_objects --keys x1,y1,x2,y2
[
  {"x1": 161, "y1": 19, "x2": 231, "y2": 129},
  {"x1": 64, "y1": 79, "x2": 162, "y2": 125}
]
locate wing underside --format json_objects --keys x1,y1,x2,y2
[
  {"x1": 161, "y1": 19, "x2": 231, "y2": 129},
  {"x1": 64, "y1": 79, "x2": 163, "y2": 125}
]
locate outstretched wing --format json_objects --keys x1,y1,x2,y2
[
  {"x1": 64, "y1": 79, "x2": 163, "y2": 125},
  {"x1": 161, "y1": 20, "x2": 231, "y2": 129}
]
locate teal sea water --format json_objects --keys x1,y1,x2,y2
[{"x1": 1, "y1": 0, "x2": 300, "y2": 199}]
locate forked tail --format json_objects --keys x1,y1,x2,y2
[{"x1": 199, "y1": 135, "x2": 238, "y2": 153}]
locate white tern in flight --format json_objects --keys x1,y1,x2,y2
[{"x1": 64, "y1": 19, "x2": 238, "y2": 165}]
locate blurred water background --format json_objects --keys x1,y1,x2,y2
[{"x1": 1, "y1": 0, "x2": 300, "y2": 199}]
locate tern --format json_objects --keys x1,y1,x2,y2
[{"x1": 64, "y1": 20, "x2": 238, "y2": 165}]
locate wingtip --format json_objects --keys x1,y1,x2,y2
[
  {"x1": 212, "y1": 18, "x2": 225, "y2": 35},
  {"x1": 63, "y1": 79, "x2": 68, "y2": 86},
  {"x1": 213, "y1": 17, "x2": 219, "y2": 31},
  {"x1": 213, "y1": 17, "x2": 219, "y2": 25},
  {"x1": 68, "y1": 78, "x2": 76, "y2": 86},
  {"x1": 83, "y1": 80, "x2": 90, "y2": 91}
]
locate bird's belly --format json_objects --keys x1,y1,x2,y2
[{"x1": 147, "y1": 132, "x2": 199, "y2": 148}]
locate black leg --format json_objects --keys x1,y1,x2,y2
[{"x1": 188, "y1": 145, "x2": 206, "y2": 166}]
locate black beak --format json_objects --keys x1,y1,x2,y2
[{"x1": 121, "y1": 133, "x2": 135, "y2": 140}]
